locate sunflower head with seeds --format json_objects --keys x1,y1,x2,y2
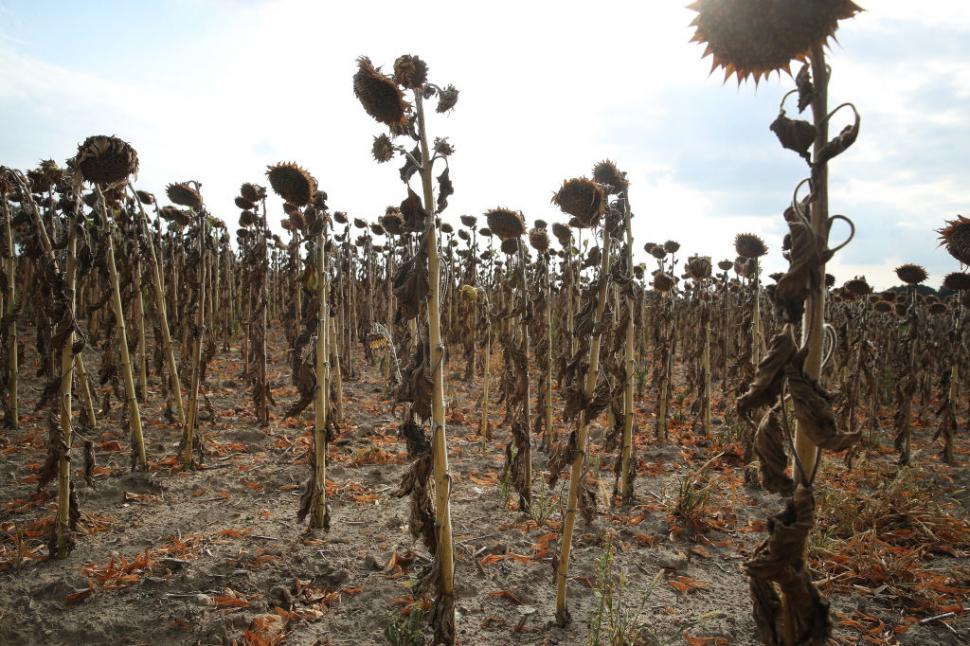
[{"x1": 689, "y1": 0, "x2": 863, "y2": 84}]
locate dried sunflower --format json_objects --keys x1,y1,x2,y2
[
  {"x1": 500, "y1": 238, "x2": 519, "y2": 254},
  {"x1": 552, "y1": 222, "x2": 572, "y2": 247},
  {"x1": 529, "y1": 227, "x2": 550, "y2": 252},
  {"x1": 895, "y1": 264, "x2": 927, "y2": 286},
  {"x1": 843, "y1": 276, "x2": 870, "y2": 296},
  {"x1": 663, "y1": 240, "x2": 681, "y2": 254},
  {"x1": 372, "y1": 134, "x2": 396, "y2": 163},
  {"x1": 460, "y1": 215, "x2": 477, "y2": 228},
  {"x1": 592, "y1": 159, "x2": 628, "y2": 194},
  {"x1": 436, "y1": 84, "x2": 459, "y2": 113},
  {"x1": 393, "y1": 54, "x2": 428, "y2": 89},
  {"x1": 718, "y1": 259, "x2": 734, "y2": 272},
  {"x1": 433, "y1": 137, "x2": 454, "y2": 157},
  {"x1": 380, "y1": 211, "x2": 405, "y2": 236},
  {"x1": 735, "y1": 233, "x2": 768, "y2": 259},
  {"x1": 689, "y1": 0, "x2": 863, "y2": 84},
  {"x1": 552, "y1": 177, "x2": 605, "y2": 228},
  {"x1": 353, "y1": 57, "x2": 410, "y2": 129},
  {"x1": 266, "y1": 163, "x2": 316, "y2": 207},
  {"x1": 28, "y1": 160, "x2": 63, "y2": 192},
  {"x1": 938, "y1": 215, "x2": 970, "y2": 266},
  {"x1": 943, "y1": 271, "x2": 970, "y2": 291},
  {"x1": 653, "y1": 272, "x2": 676, "y2": 292},
  {"x1": 485, "y1": 208, "x2": 526, "y2": 241},
  {"x1": 74, "y1": 135, "x2": 139, "y2": 185},
  {"x1": 240, "y1": 182, "x2": 265, "y2": 203},
  {"x1": 167, "y1": 182, "x2": 203, "y2": 211},
  {"x1": 686, "y1": 255, "x2": 712, "y2": 280},
  {"x1": 873, "y1": 300, "x2": 892, "y2": 314}
]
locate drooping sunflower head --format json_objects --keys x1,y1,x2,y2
[
  {"x1": 28, "y1": 160, "x2": 63, "y2": 192},
  {"x1": 460, "y1": 215, "x2": 477, "y2": 229},
  {"x1": 943, "y1": 271, "x2": 970, "y2": 292},
  {"x1": 843, "y1": 276, "x2": 871, "y2": 297},
  {"x1": 717, "y1": 259, "x2": 734, "y2": 272},
  {"x1": 664, "y1": 240, "x2": 681, "y2": 254},
  {"x1": 435, "y1": 85, "x2": 460, "y2": 113},
  {"x1": 686, "y1": 255, "x2": 713, "y2": 280},
  {"x1": 552, "y1": 177, "x2": 605, "y2": 229},
  {"x1": 873, "y1": 299, "x2": 893, "y2": 314},
  {"x1": 529, "y1": 227, "x2": 550, "y2": 253},
  {"x1": 372, "y1": 134, "x2": 396, "y2": 163},
  {"x1": 485, "y1": 208, "x2": 526, "y2": 241},
  {"x1": 353, "y1": 56, "x2": 410, "y2": 129},
  {"x1": 166, "y1": 182, "x2": 203, "y2": 211},
  {"x1": 240, "y1": 182, "x2": 265, "y2": 203},
  {"x1": 895, "y1": 263, "x2": 928, "y2": 286},
  {"x1": 689, "y1": 0, "x2": 863, "y2": 84},
  {"x1": 500, "y1": 237, "x2": 520, "y2": 255},
  {"x1": 74, "y1": 135, "x2": 139, "y2": 185},
  {"x1": 393, "y1": 54, "x2": 428, "y2": 90},
  {"x1": 938, "y1": 215, "x2": 970, "y2": 266},
  {"x1": 266, "y1": 163, "x2": 316, "y2": 207},
  {"x1": 592, "y1": 159, "x2": 628, "y2": 195},
  {"x1": 552, "y1": 222, "x2": 572, "y2": 248},
  {"x1": 653, "y1": 271, "x2": 677, "y2": 292},
  {"x1": 735, "y1": 232, "x2": 768, "y2": 259},
  {"x1": 380, "y1": 209, "x2": 406, "y2": 236}
]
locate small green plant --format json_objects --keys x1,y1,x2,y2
[
  {"x1": 529, "y1": 477, "x2": 557, "y2": 527},
  {"x1": 383, "y1": 608, "x2": 427, "y2": 646},
  {"x1": 587, "y1": 533, "x2": 661, "y2": 646},
  {"x1": 670, "y1": 453, "x2": 721, "y2": 532},
  {"x1": 499, "y1": 467, "x2": 514, "y2": 508}
]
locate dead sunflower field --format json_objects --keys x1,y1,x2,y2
[{"x1": 1, "y1": 3, "x2": 969, "y2": 645}]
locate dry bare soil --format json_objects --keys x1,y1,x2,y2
[{"x1": 1, "y1": 331, "x2": 968, "y2": 645}]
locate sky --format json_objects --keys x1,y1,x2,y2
[{"x1": 1, "y1": 0, "x2": 968, "y2": 289}]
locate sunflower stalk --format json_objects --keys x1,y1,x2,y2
[
  {"x1": 130, "y1": 189, "x2": 186, "y2": 427},
  {"x1": 133, "y1": 258, "x2": 148, "y2": 401},
  {"x1": 54, "y1": 210, "x2": 79, "y2": 558},
  {"x1": 555, "y1": 220, "x2": 611, "y2": 626},
  {"x1": 619, "y1": 192, "x2": 636, "y2": 503},
  {"x1": 95, "y1": 185, "x2": 148, "y2": 470},
  {"x1": 182, "y1": 204, "x2": 208, "y2": 468},
  {"x1": 516, "y1": 241, "x2": 532, "y2": 508},
  {"x1": 1, "y1": 192, "x2": 17, "y2": 429},
  {"x1": 414, "y1": 88, "x2": 456, "y2": 645},
  {"x1": 311, "y1": 225, "x2": 330, "y2": 530}
]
